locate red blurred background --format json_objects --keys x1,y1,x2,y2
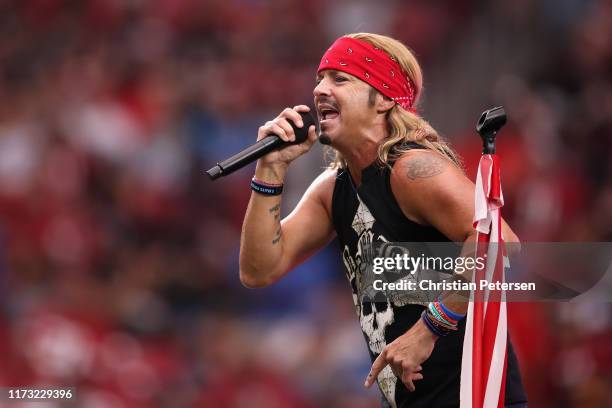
[{"x1": 0, "y1": 0, "x2": 610, "y2": 407}]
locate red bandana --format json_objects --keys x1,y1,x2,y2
[{"x1": 317, "y1": 37, "x2": 416, "y2": 112}]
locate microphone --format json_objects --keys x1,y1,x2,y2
[{"x1": 206, "y1": 111, "x2": 316, "y2": 180}]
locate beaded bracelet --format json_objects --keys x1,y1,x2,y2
[
  {"x1": 421, "y1": 310, "x2": 451, "y2": 337},
  {"x1": 250, "y1": 177, "x2": 283, "y2": 196},
  {"x1": 429, "y1": 302, "x2": 457, "y2": 329},
  {"x1": 428, "y1": 309, "x2": 459, "y2": 332},
  {"x1": 432, "y1": 301, "x2": 458, "y2": 326}
]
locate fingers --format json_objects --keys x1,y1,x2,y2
[
  {"x1": 401, "y1": 370, "x2": 424, "y2": 392},
  {"x1": 401, "y1": 365, "x2": 423, "y2": 392},
  {"x1": 366, "y1": 350, "x2": 424, "y2": 392},
  {"x1": 305, "y1": 125, "x2": 317, "y2": 144},
  {"x1": 258, "y1": 106, "x2": 312, "y2": 143},
  {"x1": 279, "y1": 107, "x2": 304, "y2": 129},
  {"x1": 403, "y1": 376, "x2": 416, "y2": 392},
  {"x1": 258, "y1": 121, "x2": 291, "y2": 142},
  {"x1": 292, "y1": 104, "x2": 310, "y2": 113},
  {"x1": 275, "y1": 118, "x2": 297, "y2": 142},
  {"x1": 291, "y1": 125, "x2": 317, "y2": 157},
  {"x1": 365, "y1": 351, "x2": 388, "y2": 388}
]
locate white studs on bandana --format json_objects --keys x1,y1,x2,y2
[{"x1": 318, "y1": 37, "x2": 417, "y2": 111}]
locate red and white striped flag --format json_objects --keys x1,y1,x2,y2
[{"x1": 460, "y1": 154, "x2": 508, "y2": 408}]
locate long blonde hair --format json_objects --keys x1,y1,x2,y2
[{"x1": 325, "y1": 33, "x2": 462, "y2": 170}]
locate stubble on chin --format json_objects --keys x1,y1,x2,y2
[{"x1": 318, "y1": 133, "x2": 332, "y2": 145}]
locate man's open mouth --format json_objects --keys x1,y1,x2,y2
[{"x1": 318, "y1": 104, "x2": 340, "y2": 122}]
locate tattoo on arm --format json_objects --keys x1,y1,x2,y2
[
  {"x1": 269, "y1": 203, "x2": 282, "y2": 245},
  {"x1": 404, "y1": 154, "x2": 447, "y2": 180},
  {"x1": 272, "y1": 226, "x2": 281, "y2": 244}
]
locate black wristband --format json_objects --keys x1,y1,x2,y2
[{"x1": 251, "y1": 178, "x2": 283, "y2": 196}]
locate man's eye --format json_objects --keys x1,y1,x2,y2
[{"x1": 335, "y1": 76, "x2": 347, "y2": 82}]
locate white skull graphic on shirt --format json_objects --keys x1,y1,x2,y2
[{"x1": 341, "y1": 197, "x2": 398, "y2": 407}]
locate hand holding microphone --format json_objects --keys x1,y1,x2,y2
[{"x1": 206, "y1": 105, "x2": 317, "y2": 180}]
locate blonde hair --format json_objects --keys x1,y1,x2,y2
[{"x1": 325, "y1": 33, "x2": 462, "y2": 170}]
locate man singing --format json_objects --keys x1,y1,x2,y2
[{"x1": 239, "y1": 33, "x2": 527, "y2": 407}]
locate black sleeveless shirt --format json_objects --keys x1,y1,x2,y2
[{"x1": 330, "y1": 144, "x2": 527, "y2": 407}]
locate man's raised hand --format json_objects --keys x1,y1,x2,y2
[{"x1": 257, "y1": 105, "x2": 317, "y2": 169}]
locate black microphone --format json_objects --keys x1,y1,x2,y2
[{"x1": 206, "y1": 111, "x2": 316, "y2": 180}]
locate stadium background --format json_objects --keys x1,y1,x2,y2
[{"x1": 0, "y1": 0, "x2": 610, "y2": 406}]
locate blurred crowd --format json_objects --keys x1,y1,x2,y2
[{"x1": 0, "y1": 0, "x2": 610, "y2": 407}]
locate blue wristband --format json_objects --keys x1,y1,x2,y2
[
  {"x1": 437, "y1": 297, "x2": 466, "y2": 321},
  {"x1": 250, "y1": 178, "x2": 283, "y2": 196}
]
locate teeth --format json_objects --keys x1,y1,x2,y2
[
  {"x1": 318, "y1": 106, "x2": 339, "y2": 121},
  {"x1": 321, "y1": 110, "x2": 338, "y2": 120}
]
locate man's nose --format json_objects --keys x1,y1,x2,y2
[{"x1": 313, "y1": 78, "x2": 331, "y2": 98}]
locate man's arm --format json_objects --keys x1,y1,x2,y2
[
  {"x1": 393, "y1": 149, "x2": 517, "y2": 244},
  {"x1": 365, "y1": 149, "x2": 519, "y2": 390},
  {"x1": 393, "y1": 149, "x2": 519, "y2": 314},
  {"x1": 238, "y1": 105, "x2": 336, "y2": 288},
  {"x1": 240, "y1": 168, "x2": 336, "y2": 287}
]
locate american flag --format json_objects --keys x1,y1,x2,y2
[{"x1": 460, "y1": 153, "x2": 508, "y2": 408}]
